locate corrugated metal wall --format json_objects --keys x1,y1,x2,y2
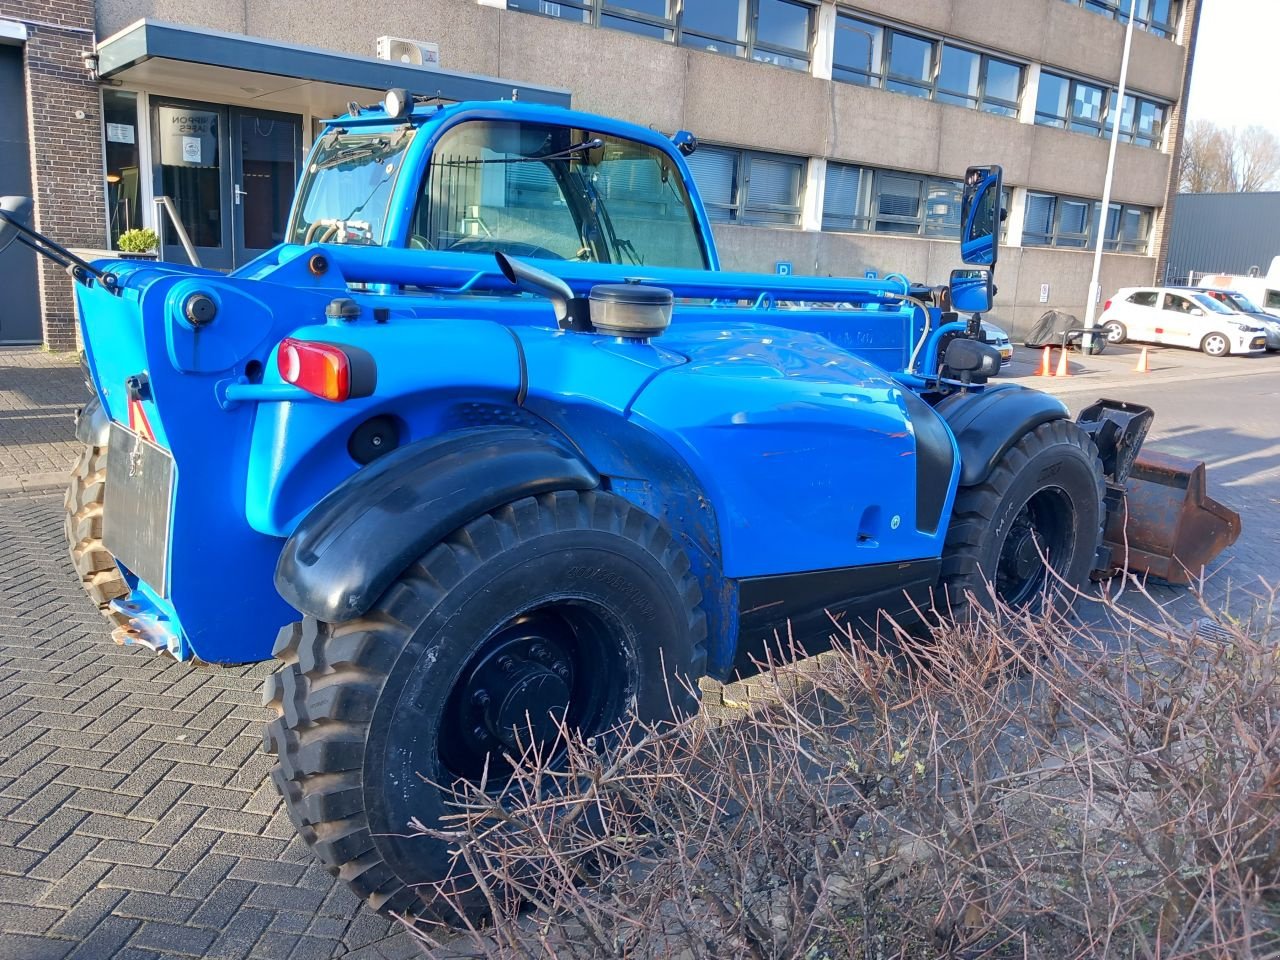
[{"x1": 1166, "y1": 192, "x2": 1280, "y2": 283}]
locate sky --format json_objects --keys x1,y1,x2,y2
[{"x1": 1184, "y1": 0, "x2": 1280, "y2": 138}]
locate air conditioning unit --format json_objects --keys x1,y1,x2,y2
[{"x1": 376, "y1": 36, "x2": 441, "y2": 68}]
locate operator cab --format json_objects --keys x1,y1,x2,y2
[{"x1": 287, "y1": 94, "x2": 713, "y2": 272}]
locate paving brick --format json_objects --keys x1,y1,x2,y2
[
  {"x1": 0, "y1": 932, "x2": 73, "y2": 960},
  {"x1": 63, "y1": 915, "x2": 140, "y2": 960},
  {"x1": 100, "y1": 863, "x2": 183, "y2": 896},
  {"x1": 113, "y1": 890, "x2": 201, "y2": 924},
  {"x1": 197, "y1": 806, "x2": 274, "y2": 837},
  {"x1": 251, "y1": 932, "x2": 302, "y2": 958},
  {"x1": 188, "y1": 878, "x2": 256, "y2": 929},
  {"x1": 15, "y1": 806, "x2": 87, "y2": 853},
  {"x1": 26, "y1": 834, "x2": 99, "y2": 881},
  {"x1": 203, "y1": 907, "x2": 275, "y2": 960},
  {"x1": 128, "y1": 919, "x2": 218, "y2": 957},
  {"x1": 0, "y1": 902, "x2": 64, "y2": 935},
  {"x1": 47, "y1": 886, "x2": 127, "y2": 939},
  {"x1": 36, "y1": 858, "x2": 112, "y2": 909},
  {"x1": 0, "y1": 844, "x2": 43, "y2": 876}
]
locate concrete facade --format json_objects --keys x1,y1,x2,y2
[
  {"x1": 7, "y1": 0, "x2": 1199, "y2": 344},
  {"x1": 93, "y1": 0, "x2": 1200, "y2": 338}
]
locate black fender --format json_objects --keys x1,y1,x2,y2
[
  {"x1": 934, "y1": 384, "x2": 1069, "y2": 487},
  {"x1": 75, "y1": 394, "x2": 110, "y2": 447},
  {"x1": 275, "y1": 425, "x2": 599, "y2": 623}
]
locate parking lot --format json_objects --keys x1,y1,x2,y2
[{"x1": 1, "y1": 341, "x2": 1277, "y2": 958}]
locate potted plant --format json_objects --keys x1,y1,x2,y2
[{"x1": 116, "y1": 227, "x2": 160, "y2": 260}]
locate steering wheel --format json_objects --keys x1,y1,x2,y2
[{"x1": 444, "y1": 236, "x2": 565, "y2": 260}]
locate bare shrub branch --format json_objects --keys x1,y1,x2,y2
[{"x1": 402, "y1": 587, "x2": 1280, "y2": 960}]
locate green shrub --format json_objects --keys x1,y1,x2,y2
[{"x1": 116, "y1": 228, "x2": 158, "y2": 253}]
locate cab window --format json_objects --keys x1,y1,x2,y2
[
  {"x1": 411, "y1": 120, "x2": 710, "y2": 269},
  {"x1": 1266, "y1": 289, "x2": 1280, "y2": 310},
  {"x1": 1127, "y1": 290, "x2": 1158, "y2": 307}
]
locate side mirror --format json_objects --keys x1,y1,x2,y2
[
  {"x1": 949, "y1": 268, "x2": 993, "y2": 314},
  {"x1": 0, "y1": 196, "x2": 34, "y2": 255},
  {"x1": 960, "y1": 165, "x2": 1003, "y2": 267}
]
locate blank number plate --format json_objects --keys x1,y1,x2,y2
[{"x1": 103, "y1": 423, "x2": 175, "y2": 597}]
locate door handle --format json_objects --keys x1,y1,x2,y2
[{"x1": 234, "y1": 184, "x2": 247, "y2": 205}]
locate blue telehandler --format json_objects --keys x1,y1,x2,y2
[{"x1": 0, "y1": 90, "x2": 1239, "y2": 916}]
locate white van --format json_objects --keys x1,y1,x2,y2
[{"x1": 1198, "y1": 255, "x2": 1280, "y2": 318}]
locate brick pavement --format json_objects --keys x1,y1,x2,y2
[
  {"x1": 0, "y1": 343, "x2": 1274, "y2": 956},
  {"x1": 0, "y1": 349, "x2": 83, "y2": 486},
  {"x1": 0, "y1": 349, "x2": 425, "y2": 958}
]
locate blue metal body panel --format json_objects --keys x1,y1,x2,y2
[{"x1": 71, "y1": 97, "x2": 986, "y2": 667}]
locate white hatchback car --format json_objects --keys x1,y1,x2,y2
[{"x1": 1098, "y1": 287, "x2": 1267, "y2": 357}]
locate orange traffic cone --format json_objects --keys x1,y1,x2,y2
[
  {"x1": 1055, "y1": 346, "x2": 1071, "y2": 377},
  {"x1": 1134, "y1": 346, "x2": 1150, "y2": 374},
  {"x1": 1037, "y1": 346, "x2": 1053, "y2": 376}
]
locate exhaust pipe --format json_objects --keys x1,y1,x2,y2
[{"x1": 494, "y1": 252, "x2": 592, "y2": 331}]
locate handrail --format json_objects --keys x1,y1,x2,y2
[{"x1": 153, "y1": 196, "x2": 201, "y2": 267}]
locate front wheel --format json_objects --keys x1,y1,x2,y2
[
  {"x1": 1201, "y1": 332, "x2": 1231, "y2": 357},
  {"x1": 263, "y1": 490, "x2": 707, "y2": 917},
  {"x1": 939, "y1": 420, "x2": 1104, "y2": 615},
  {"x1": 64, "y1": 441, "x2": 130, "y2": 628}
]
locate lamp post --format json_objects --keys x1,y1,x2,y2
[{"x1": 1082, "y1": 0, "x2": 1139, "y2": 349}]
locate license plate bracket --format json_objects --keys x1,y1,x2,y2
[{"x1": 103, "y1": 423, "x2": 175, "y2": 596}]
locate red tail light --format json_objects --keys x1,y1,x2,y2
[
  {"x1": 1103, "y1": 300, "x2": 1111, "y2": 312},
  {"x1": 277, "y1": 338, "x2": 376, "y2": 401}
]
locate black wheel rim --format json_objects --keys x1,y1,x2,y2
[
  {"x1": 438, "y1": 603, "x2": 629, "y2": 787},
  {"x1": 995, "y1": 488, "x2": 1075, "y2": 607}
]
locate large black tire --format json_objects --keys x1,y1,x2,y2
[
  {"x1": 940, "y1": 420, "x2": 1104, "y2": 615},
  {"x1": 64, "y1": 442, "x2": 130, "y2": 629},
  {"x1": 264, "y1": 490, "x2": 707, "y2": 917}
]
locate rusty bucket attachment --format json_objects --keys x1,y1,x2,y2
[
  {"x1": 1076, "y1": 399, "x2": 1241, "y2": 585},
  {"x1": 1102, "y1": 452, "x2": 1241, "y2": 585}
]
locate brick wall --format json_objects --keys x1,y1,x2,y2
[{"x1": 1, "y1": 0, "x2": 106, "y2": 351}]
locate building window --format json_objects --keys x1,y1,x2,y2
[
  {"x1": 832, "y1": 14, "x2": 1024, "y2": 117},
  {"x1": 1023, "y1": 192, "x2": 1153, "y2": 253},
  {"x1": 1106, "y1": 92, "x2": 1167, "y2": 148},
  {"x1": 822, "y1": 164, "x2": 1010, "y2": 240},
  {"x1": 103, "y1": 90, "x2": 142, "y2": 249},
  {"x1": 508, "y1": 0, "x2": 814, "y2": 70},
  {"x1": 685, "y1": 145, "x2": 806, "y2": 226},
  {"x1": 1035, "y1": 71, "x2": 1167, "y2": 147},
  {"x1": 508, "y1": 0, "x2": 593, "y2": 23},
  {"x1": 1062, "y1": 0, "x2": 1182, "y2": 39}
]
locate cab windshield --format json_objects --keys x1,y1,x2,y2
[
  {"x1": 410, "y1": 120, "x2": 709, "y2": 269},
  {"x1": 288, "y1": 128, "x2": 415, "y2": 246}
]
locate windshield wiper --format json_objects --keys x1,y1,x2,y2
[
  {"x1": 435, "y1": 138, "x2": 605, "y2": 167},
  {"x1": 316, "y1": 139, "x2": 392, "y2": 170}
]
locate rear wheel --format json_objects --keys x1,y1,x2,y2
[
  {"x1": 263, "y1": 490, "x2": 706, "y2": 918},
  {"x1": 940, "y1": 420, "x2": 1104, "y2": 615},
  {"x1": 1201, "y1": 332, "x2": 1230, "y2": 357},
  {"x1": 1102, "y1": 320, "x2": 1127, "y2": 344},
  {"x1": 64, "y1": 442, "x2": 129, "y2": 629}
]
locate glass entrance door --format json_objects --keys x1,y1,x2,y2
[
  {"x1": 153, "y1": 98, "x2": 229, "y2": 268},
  {"x1": 232, "y1": 108, "x2": 301, "y2": 264},
  {"x1": 151, "y1": 99, "x2": 301, "y2": 270}
]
